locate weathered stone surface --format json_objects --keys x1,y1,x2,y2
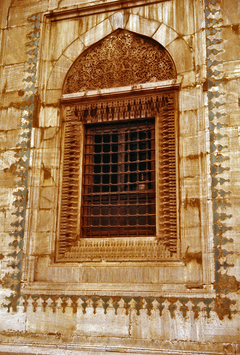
[
  {"x1": 153, "y1": 23, "x2": 178, "y2": 47},
  {"x1": 1, "y1": 63, "x2": 28, "y2": 92},
  {"x1": 0, "y1": 0, "x2": 240, "y2": 353},
  {"x1": 80, "y1": 19, "x2": 112, "y2": 49},
  {"x1": 125, "y1": 14, "x2": 160, "y2": 38},
  {"x1": 39, "y1": 106, "x2": 59, "y2": 127},
  {"x1": 166, "y1": 38, "x2": 194, "y2": 73},
  {"x1": 63, "y1": 38, "x2": 85, "y2": 62},
  {"x1": 47, "y1": 55, "x2": 73, "y2": 90},
  {"x1": 50, "y1": 19, "x2": 79, "y2": 61},
  {"x1": 3, "y1": 26, "x2": 29, "y2": 65}
]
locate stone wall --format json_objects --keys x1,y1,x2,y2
[{"x1": 0, "y1": 0, "x2": 240, "y2": 354}]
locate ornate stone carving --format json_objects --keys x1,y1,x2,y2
[
  {"x1": 58, "y1": 91, "x2": 178, "y2": 261},
  {"x1": 63, "y1": 29, "x2": 176, "y2": 94},
  {"x1": 73, "y1": 93, "x2": 171, "y2": 123},
  {"x1": 64, "y1": 237, "x2": 173, "y2": 262}
]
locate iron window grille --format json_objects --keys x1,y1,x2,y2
[
  {"x1": 82, "y1": 119, "x2": 156, "y2": 238},
  {"x1": 58, "y1": 91, "x2": 178, "y2": 261}
]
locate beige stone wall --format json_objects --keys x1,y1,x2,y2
[{"x1": 0, "y1": 0, "x2": 240, "y2": 354}]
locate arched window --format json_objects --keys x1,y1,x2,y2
[{"x1": 57, "y1": 29, "x2": 178, "y2": 262}]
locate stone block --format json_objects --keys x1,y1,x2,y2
[
  {"x1": 222, "y1": 0, "x2": 240, "y2": 26},
  {"x1": 42, "y1": 148, "x2": 60, "y2": 169},
  {"x1": 80, "y1": 19, "x2": 112, "y2": 49},
  {"x1": 40, "y1": 166, "x2": 59, "y2": 187},
  {"x1": 0, "y1": 130, "x2": 22, "y2": 151},
  {"x1": 186, "y1": 258, "x2": 202, "y2": 284},
  {"x1": 35, "y1": 257, "x2": 80, "y2": 283},
  {"x1": 0, "y1": 107, "x2": 21, "y2": 130},
  {"x1": 0, "y1": 0, "x2": 11, "y2": 29},
  {"x1": 76, "y1": 306, "x2": 129, "y2": 337},
  {"x1": 26, "y1": 304, "x2": 76, "y2": 335},
  {"x1": 109, "y1": 11, "x2": 129, "y2": 31},
  {"x1": 0, "y1": 31, "x2": 3, "y2": 64},
  {"x1": 203, "y1": 314, "x2": 240, "y2": 343},
  {"x1": 37, "y1": 209, "x2": 54, "y2": 232},
  {"x1": 1, "y1": 63, "x2": 28, "y2": 92},
  {"x1": 180, "y1": 156, "x2": 200, "y2": 178},
  {"x1": 39, "y1": 186, "x2": 57, "y2": 209},
  {"x1": 31, "y1": 231, "x2": 51, "y2": 255},
  {"x1": 166, "y1": 38, "x2": 194, "y2": 74},
  {"x1": 181, "y1": 176, "x2": 200, "y2": 200},
  {"x1": 125, "y1": 14, "x2": 160, "y2": 38},
  {"x1": 47, "y1": 55, "x2": 73, "y2": 91},
  {"x1": 49, "y1": 19, "x2": 79, "y2": 61},
  {"x1": 162, "y1": 0, "x2": 174, "y2": 29},
  {"x1": 222, "y1": 27, "x2": 240, "y2": 62},
  {"x1": 44, "y1": 89, "x2": 62, "y2": 105},
  {"x1": 63, "y1": 38, "x2": 85, "y2": 62},
  {"x1": 180, "y1": 88, "x2": 198, "y2": 111},
  {"x1": 181, "y1": 227, "x2": 202, "y2": 254},
  {"x1": 42, "y1": 127, "x2": 61, "y2": 149},
  {"x1": 78, "y1": 12, "x2": 114, "y2": 37},
  {"x1": 48, "y1": 0, "x2": 58, "y2": 10},
  {"x1": 136, "y1": 3, "x2": 163, "y2": 23},
  {"x1": 153, "y1": 23, "x2": 178, "y2": 48},
  {"x1": 29, "y1": 148, "x2": 42, "y2": 172},
  {"x1": 194, "y1": 30, "x2": 206, "y2": 69},
  {"x1": 173, "y1": 0, "x2": 194, "y2": 36},
  {"x1": 130, "y1": 307, "x2": 161, "y2": 340},
  {"x1": 0, "y1": 170, "x2": 18, "y2": 189},
  {"x1": 179, "y1": 110, "x2": 198, "y2": 137},
  {"x1": 39, "y1": 106, "x2": 59, "y2": 127},
  {"x1": 0, "y1": 187, "x2": 15, "y2": 209},
  {"x1": 179, "y1": 136, "x2": 200, "y2": 158},
  {"x1": 0, "y1": 212, "x2": 5, "y2": 232},
  {"x1": 3, "y1": 26, "x2": 29, "y2": 65},
  {"x1": 0, "y1": 306, "x2": 26, "y2": 333},
  {"x1": 181, "y1": 70, "x2": 196, "y2": 88}
]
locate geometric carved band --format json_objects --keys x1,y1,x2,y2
[
  {"x1": 58, "y1": 91, "x2": 178, "y2": 262},
  {"x1": 64, "y1": 237, "x2": 174, "y2": 262},
  {"x1": 73, "y1": 93, "x2": 171, "y2": 123}
]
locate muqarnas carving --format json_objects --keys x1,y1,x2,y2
[{"x1": 63, "y1": 29, "x2": 177, "y2": 93}]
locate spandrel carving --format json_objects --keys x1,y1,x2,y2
[{"x1": 63, "y1": 29, "x2": 176, "y2": 94}]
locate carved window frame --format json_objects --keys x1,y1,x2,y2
[
  {"x1": 57, "y1": 85, "x2": 179, "y2": 263},
  {"x1": 21, "y1": 2, "x2": 215, "y2": 296}
]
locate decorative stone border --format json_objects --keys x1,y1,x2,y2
[{"x1": 5, "y1": 1, "x2": 239, "y2": 321}]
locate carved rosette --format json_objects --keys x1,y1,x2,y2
[{"x1": 63, "y1": 29, "x2": 177, "y2": 94}]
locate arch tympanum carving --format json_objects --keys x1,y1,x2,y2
[{"x1": 63, "y1": 29, "x2": 177, "y2": 94}]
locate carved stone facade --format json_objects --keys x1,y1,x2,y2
[
  {"x1": 59, "y1": 91, "x2": 178, "y2": 261},
  {"x1": 0, "y1": 0, "x2": 240, "y2": 354},
  {"x1": 63, "y1": 29, "x2": 176, "y2": 93}
]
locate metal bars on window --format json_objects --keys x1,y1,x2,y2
[
  {"x1": 82, "y1": 120, "x2": 156, "y2": 238},
  {"x1": 58, "y1": 91, "x2": 178, "y2": 261}
]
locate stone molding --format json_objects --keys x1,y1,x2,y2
[{"x1": 45, "y1": 0, "x2": 172, "y2": 21}]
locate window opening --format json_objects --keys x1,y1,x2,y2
[
  {"x1": 82, "y1": 119, "x2": 156, "y2": 238},
  {"x1": 58, "y1": 91, "x2": 178, "y2": 261}
]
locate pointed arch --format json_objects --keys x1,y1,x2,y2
[{"x1": 63, "y1": 29, "x2": 177, "y2": 94}]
